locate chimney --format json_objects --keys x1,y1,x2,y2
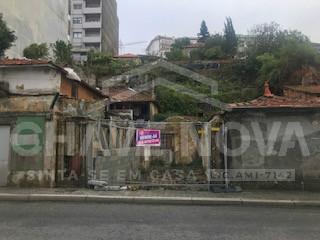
[{"x1": 264, "y1": 81, "x2": 273, "y2": 97}]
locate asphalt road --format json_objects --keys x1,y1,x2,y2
[{"x1": 0, "y1": 202, "x2": 319, "y2": 240}]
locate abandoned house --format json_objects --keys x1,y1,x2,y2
[
  {"x1": 106, "y1": 86, "x2": 159, "y2": 121},
  {"x1": 0, "y1": 59, "x2": 106, "y2": 187},
  {"x1": 224, "y1": 82, "x2": 320, "y2": 190}
]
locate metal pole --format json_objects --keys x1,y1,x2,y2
[
  {"x1": 223, "y1": 124, "x2": 229, "y2": 191},
  {"x1": 204, "y1": 123, "x2": 211, "y2": 192}
]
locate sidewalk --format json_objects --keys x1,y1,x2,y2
[{"x1": 0, "y1": 188, "x2": 320, "y2": 207}]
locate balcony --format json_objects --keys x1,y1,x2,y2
[
  {"x1": 83, "y1": 21, "x2": 101, "y2": 28},
  {"x1": 83, "y1": 36, "x2": 101, "y2": 43},
  {"x1": 83, "y1": 6, "x2": 102, "y2": 14}
]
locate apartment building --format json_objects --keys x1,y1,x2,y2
[
  {"x1": 0, "y1": 0, "x2": 69, "y2": 58},
  {"x1": 70, "y1": 0, "x2": 119, "y2": 62}
]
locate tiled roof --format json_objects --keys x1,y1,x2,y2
[
  {"x1": 228, "y1": 95, "x2": 320, "y2": 110},
  {"x1": 0, "y1": 58, "x2": 67, "y2": 74},
  {"x1": 0, "y1": 58, "x2": 50, "y2": 65},
  {"x1": 106, "y1": 87, "x2": 155, "y2": 103},
  {"x1": 228, "y1": 81, "x2": 320, "y2": 110}
]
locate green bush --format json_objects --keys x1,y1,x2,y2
[{"x1": 23, "y1": 43, "x2": 48, "y2": 59}]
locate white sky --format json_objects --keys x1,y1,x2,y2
[{"x1": 118, "y1": 0, "x2": 320, "y2": 54}]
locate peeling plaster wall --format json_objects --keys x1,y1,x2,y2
[
  {"x1": 0, "y1": 0, "x2": 69, "y2": 58},
  {"x1": 0, "y1": 68, "x2": 61, "y2": 95}
]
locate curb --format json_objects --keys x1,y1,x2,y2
[{"x1": 0, "y1": 193, "x2": 319, "y2": 207}]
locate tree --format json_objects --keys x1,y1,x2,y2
[
  {"x1": 198, "y1": 20, "x2": 210, "y2": 42},
  {"x1": 171, "y1": 37, "x2": 191, "y2": 49},
  {"x1": 84, "y1": 51, "x2": 133, "y2": 79},
  {"x1": 165, "y1": 48, "x2": 187, "y2": 61},
  {"x1": 0, "y1": 15, "x2": 16, "y2": 57},
  {"x1": 257, "y1": 40, "x2": 318, "y2": 93},
  {"x1": 223, "y1": 17, "x2": 238, "y2": 56},
  {"x1": 205, "y1": 34, "x2": 225, "y2": 49},
  {"x1": 52, "y1": 40, "x2": 73, "y2": 66},
  {"x1": 23, "y1": 43, "x2": 48, "y2": 59},
  {"x1": 204, "y1": 47, "x2": 224, "y2": 60},
  {"x1": 249, "y1": 22, "x2": 283, "y2": 55},
  {"x1": 190, "y1": 48, "x2": 205, "y2": 60}
]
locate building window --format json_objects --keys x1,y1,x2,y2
[
  {"x1": 73, "y1": 4, "x2": 82, "y2": 9},
  {"x1": 73, "y1": 32, "x2": 82, "y2": 39},
  {"x1": 85, "y1": 14, "x2": 100, "y2": 22},
  {"x1": 73, "y1": 17, "x2": 82, "y2": 24}
]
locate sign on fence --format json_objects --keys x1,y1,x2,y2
[{"x1": 136, "y1": 129, "x2": 161, "y2": 147}]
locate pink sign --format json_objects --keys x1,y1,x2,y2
[{"x1": 136, "y1": 129, "x2": 161, "y2": 147}]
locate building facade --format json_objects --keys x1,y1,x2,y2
[
  {"x1": 0, "y1": 59, "x2": 106, "y2": 187},
  {"x1": 224, "y1": 83, "x2": 320, "y2": 190},
  {"x1": 146, "y1": 36, "x2": 175, "y2": 58},
  {"x1": 70, "y1": 0, "x2": 119, "y2": 62},
  {"x1": 0, "y1": 0, "x2": 69, "y2": 58}
]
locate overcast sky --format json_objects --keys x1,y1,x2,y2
[{"x1": 118, "y1": 0, "x2": 320, "y2": 54}]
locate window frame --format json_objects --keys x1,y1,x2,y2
[
  {"x1": 72, "y1": 17, "x2": 82, "y2": 24},
  {"x1": 73, "y1": 3, "x2": 82, "y2": 10},
  {"x1": 73, "y1": 32, "x2": 83, "y2": 39}
]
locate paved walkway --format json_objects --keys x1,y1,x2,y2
[
  {"x1": 0, "y1": 188, "x2": 319, "y2": 207},
  {"x1": 1, "y1": 187, "x2": 320, "y2": 200}
]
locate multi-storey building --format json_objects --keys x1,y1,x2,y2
[
  {"x1": 0, "y1": 0, "x2": 69, "y2": 58},
  {"x1": 70, "y1": 0, "x2": 119, "y2": 62},
  {"x1": 146, "y1": 36, "x2": 175, "y2": 58}
]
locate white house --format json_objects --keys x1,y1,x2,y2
[{"x1": 146, "y1": 36, "x2": 175, "y2": 58}]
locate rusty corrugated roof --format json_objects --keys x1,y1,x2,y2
[{"x1": 106, "y1": 87, "x2": 155, "y2": 103}]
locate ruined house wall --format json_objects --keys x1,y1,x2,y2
[
  {"x1": 226, "y1": 110, "x2": 320, "y2": 190},
  {"x1": 60, "y1": 77, "x2": 103, "y2": 101},
  {"x1": 77, "y1": 84, "x2": 101, "y2": 101},
  {"x1": 0, "y1": 114, "x2": 57, "y2": 187},
  {"x1": 0, "y1": 67, "x2": 61, "y2": 94}
]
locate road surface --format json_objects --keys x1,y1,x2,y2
[{"x1": 0, "y1": 202, "x2": 319, "y2": 240}]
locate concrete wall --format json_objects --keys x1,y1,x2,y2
[
  {"x1": 0, "y1": 67, "x2": 61, "y2": 94},
  {"x1": 226, "y1": 110, "x2": 320, "y2": 190},
  {"x1": 101, "y1": 0, "x2": 119, "y2": 55},
  {"x1": 0, "y1": 0, "x2": 69, "y2": 58}
]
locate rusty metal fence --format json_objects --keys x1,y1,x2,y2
[{"x1": 84, "y1": 119, "x2": 226, "y2": 191}]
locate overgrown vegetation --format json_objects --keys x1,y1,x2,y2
[
  {"x1": 23, "y1": 43, "x2": 48, "y2": 59},
  {"x1": 159, "y1": 19, "x2": 320, "y2": 119},
  {"x1": 82, "y1": 50, "x2": 139, "y2": 80},
  {"x1": 0, "y1": 15, "x2": 16, "y2": 57},
  {"x1": 52, "y1": 40, "x2": 73, "y2": 66}
]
